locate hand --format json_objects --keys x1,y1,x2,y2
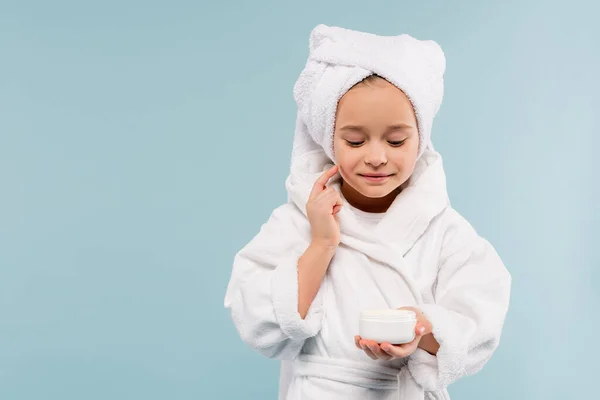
[
  {"x1": 354, "y1": 307, "x2": 433, "y2": 360},
  {"x1": 306, "y1": 165, "x2": 342, "y2": 248}
]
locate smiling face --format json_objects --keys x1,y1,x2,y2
[{"x1": 333, "y1": 76, "x2": 419, "y2": 213}]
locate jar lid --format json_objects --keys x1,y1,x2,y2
[{"x1": 360, "y1": 309, "x2": 417, "y2": 322}]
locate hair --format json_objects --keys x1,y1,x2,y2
[{"x1": 353, "y1": 73, "x2": 389, "y2": 89}]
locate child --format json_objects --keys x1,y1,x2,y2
[{"x1": 224, "y1": 24, "x2": 511, "y2": 400}]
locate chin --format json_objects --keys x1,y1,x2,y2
[{"x1": 356, "y1": 185, "x2": 397, "y2": 199}]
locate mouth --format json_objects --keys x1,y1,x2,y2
[{"x1": 359, "y1": 173, "x2": 394, "y2": 183}]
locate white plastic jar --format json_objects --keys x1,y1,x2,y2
[{"x1": 359, "y1": 309, "x2": 417, "y2": 344}]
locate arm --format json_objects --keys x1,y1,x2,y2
[
  {"x1": 298, "y1": 242, "x2": 336, "y2": 318},
  {"x1": 224, "y1": 205, "x2": 329, "y2": 360},
  {"x1": 408, "y1": 214, "x2": 512, "y2": 391}
]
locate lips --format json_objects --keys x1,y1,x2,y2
[
  {"x1": 361, "y1": 174, "x2": 392, "y2": 178},
  {"x1": 359, "y1": 173, "x2": 393, "y2": 183}
]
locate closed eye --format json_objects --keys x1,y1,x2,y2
[
  {"x1": 345, "y1": 139, "x2": 407, "y2": 147},
  {"x1": 346, "y1": 140, "x2": 364, "y2": 147},
  {"x1": 388, "y1": 140, "x2": 406, "y2": 147}
]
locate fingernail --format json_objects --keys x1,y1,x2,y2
[{"x1": 418, "y1": 326, "x2": 425, "y2": 334}]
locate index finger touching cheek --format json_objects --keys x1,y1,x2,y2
[{"x1": 309, "y1": 165, "x2": 339, "y2": 198}]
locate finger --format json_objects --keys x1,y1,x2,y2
[
  {"x1": 415, "y1": 324, "x2": 428, "y2": 336},
  {"x1": 359, "y1": 339, "x2": 378, "y2": 360},
  {"x1": 316, "y1": 187, "x2": 336, "y2": 199},
  {"x1": 333, "y1": 194, "x2": 343, "y2": 214},
  {"x1": 317, "y1": 189, "x2": 342, "y2": 208},
  {"x1": 363, "y1": 346, "x2": 378, "y2": 360},
  {"x1": 380, "y1": 342, "x2": 413, "y2": 359},
  {"x1": 316, "y1": 187, "x2": 341, "y2": 204},
  {"x1": 314, "y1": 189, "x2": 342, "y2": 211},
  {"x1": 316, "y1": 165, "x2": 339, "y2": 187},
  {"x1": 309, "y1": 165, "x2": 338, "y2": 199},
  {"x1": 379, "y1": 342, "x2": 399, "y2": 358},
  {"x1": 354, "y1": 335, "x2": 361, "y2": 349},
  {"x1": 365, "y1": 340, "x2": 393, "y2": 360},
  {"x1": 311, "y1": 187, "x2": 334, "y2": 206},
  {"x1": 409, "y1": 334, "x2": 424, "y2": 349},
  {"x1": 415, "y1": 318, "x2": 432, "y2": 336}
]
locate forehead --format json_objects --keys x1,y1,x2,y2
[{"x1": 335, "y1": 83, "x2": 416, "y2": 131}]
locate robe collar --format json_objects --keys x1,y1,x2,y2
[{"x1": 286, "y1": 149, "x2": 450, "y2": 258}]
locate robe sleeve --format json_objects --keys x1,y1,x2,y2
[
  {"x1": 224, "y1": 204, "x2": 325, "y2": 360},
  {"x1": 407, "y1": 213, "x2": 512, "y2": 391}
]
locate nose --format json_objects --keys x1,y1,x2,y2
[{"x1": 364, "y1": 143, "x2": 388, "y2": 167}]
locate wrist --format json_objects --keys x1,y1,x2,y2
[{"x1": 309, "y1": 240, "x2": 338, "y2": 255}]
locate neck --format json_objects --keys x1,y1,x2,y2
[{"x1": 340, "y1": 180, "x2": 403, "y2": 213}]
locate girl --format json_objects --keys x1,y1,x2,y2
[{"x1": 224, "y1": 24, "x2": 511, "y2": 400}]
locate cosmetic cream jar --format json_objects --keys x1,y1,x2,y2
[{"x1": 359, "y1": 309, "x2": 417, "y2": 344}]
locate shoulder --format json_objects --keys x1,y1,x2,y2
[
  {"x1": 437, "y1": 207, "x2": 477, "y2": 237},
  {"x1": 433, "y1": 207, "x2": 497, "y2": 259},
  {"x1": 235, "y1": 202, "x2": 308, "y2": 259},
  {"x1": 269, "y1": 202, "x2": 303, "y2": 220},
  {"x1": 267, "y1": 202, "x2": 306, "y2": 227},
  {"x1": 431, "y1": 208, "x2": 511, "y2": 293},
  {"x1": 256, "y1": 202, "x2": 310, "y2": 240}
]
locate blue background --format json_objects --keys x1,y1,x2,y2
[{"x1": 1, "y1": 1, "x2": 598, "y2": 399}]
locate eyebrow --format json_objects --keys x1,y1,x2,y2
[{"x1": 339, "y1": 123, "x2": 415, "y2": 133}]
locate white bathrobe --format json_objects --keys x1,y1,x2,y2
[{"x1": 224, "y1": 147, "x2": 512, "y2": 399}]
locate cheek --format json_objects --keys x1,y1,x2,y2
[
  {"x1": 335, "y1": 155, "x2": 358, "y2": 177},
  {"x1": 335, "y1": 160, "x2": 358, "y2": 185},
  {"x1": 337, "y1": 163, "x2": 350, "y2": 181},
  {"x1": 396, "y1": 143, "x2": 419, "y2": 167},
  {"x1": 397, "y1": 156, "x2": 418, "y2": 179}
]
